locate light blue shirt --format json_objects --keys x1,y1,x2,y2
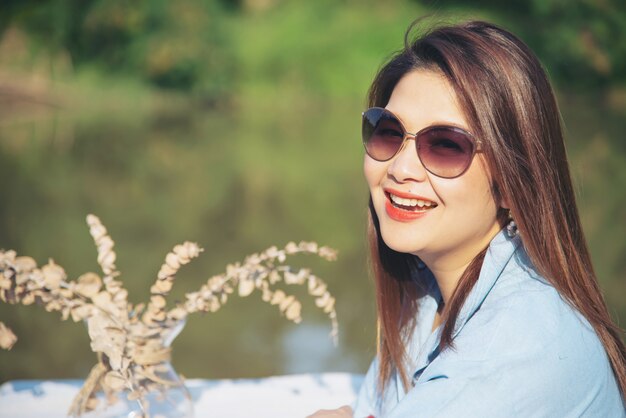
[{"x1": 352, "y1": 230, "x2": 625, "y2": 417}]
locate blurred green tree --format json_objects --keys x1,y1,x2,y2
[
  {"x1": 1, "y1": 0, "x2": 235, "y2": 99},
  {"x1": 418, "y1": 0, "x2": 626, "y2": 90}
]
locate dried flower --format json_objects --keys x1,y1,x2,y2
[{"x1": 0, "y1": 214, "x2": 338, "y2": 417}]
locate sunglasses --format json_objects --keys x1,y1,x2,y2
[{"x1": 361, "y1": 107, "x2": 482, "y2": 179}]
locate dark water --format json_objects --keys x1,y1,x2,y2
[{"x1": 0, "y1": 90, "x2": 624, "y2": 382}]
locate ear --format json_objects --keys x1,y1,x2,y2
[
  {"x1": 500, "y1": 195, "x2": 511, "y2": 210},
  {"x1": 492, "y1": 181, "x2": 510, "y2": 209}
]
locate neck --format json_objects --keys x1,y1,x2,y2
[
  {"x1": 427, "y1": 261, "x2": 472, "y2": 306},
  {"x1": 419, "y1": 226, "x2": 501, "y2": 305}
]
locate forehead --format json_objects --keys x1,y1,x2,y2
[{"x1": 385, "y1": 70, "x2": 470, "y2": 132}]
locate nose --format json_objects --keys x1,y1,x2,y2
[{"x1": 387, "y1": 137, "x2": 429, "y2": 183}]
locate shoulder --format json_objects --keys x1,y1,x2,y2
[
  {"x1": 479, "y1": 249, "x2": 599, "y2": 358},
  {"x1": 429, "y1": 250, "x2": 624, "y2": 415},
  {"x1": 452, "y1": 250, "x2": 604, "y2": 369}
]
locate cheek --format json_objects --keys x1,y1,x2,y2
[
  {"x1": 363, "y1": 155, "x2": 386, "y2": 190},
  {"x1": 450, "y1": 164, "x2": 499, "y2": 215}
]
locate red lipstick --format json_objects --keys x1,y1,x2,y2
[
  {"x1": 383, "y1": 188, "x2": 435, "y2": 201},
  {"x1": 383, "y1": 188, "x2": 436, "y2": 222},
  {"x1": 385, "y1": 200, "x2": 429, "y2": 221}
]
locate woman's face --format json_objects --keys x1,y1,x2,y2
[{"x1": 364, "y1": 70, "x2": 502, "y2": 268}]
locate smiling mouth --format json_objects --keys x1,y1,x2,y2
[{"x1": 386, "y1": 192, "x2": 438, "y2": 211}]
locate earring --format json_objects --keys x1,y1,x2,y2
[{"x1": 506, "y1": 209, "x2": 519, "y2": 237}]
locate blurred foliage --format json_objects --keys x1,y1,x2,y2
[
  {"x1": 1, "y1": 0, "x2": 625, "y2": 94},
  {"x1": 1, "y1": 0, "x2": 235, "y2": 98},
  {"x1": 426, "y1": 0, "x2": 626, "y2": 90}
]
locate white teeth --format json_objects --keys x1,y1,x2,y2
[{"x1": 389, "y1": 194, "x2": 436, "y2": 208}]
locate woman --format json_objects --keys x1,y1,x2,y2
[{"x1": 310, "y1": 20, "x2": 625, "y2": 417}]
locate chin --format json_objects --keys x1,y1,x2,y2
[{"x1": 379, "y1": 227, "x2": 425, "y2": 255}]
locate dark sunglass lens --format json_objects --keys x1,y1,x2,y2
[
  {"x1": 362, "y1": 109, "x2": 404, "y2": 161},
  {"x1": 419, "y1": 128, "x2": 474, "y2": 178}
]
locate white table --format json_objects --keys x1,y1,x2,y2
[{"x1": 0, "y1": 373, "x2": 363, "y2": 417}]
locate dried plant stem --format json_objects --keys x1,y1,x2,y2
[
  {"x1": 86, "y1": 215, "x2": 128, "y2": 318},
  {"x1": 68, "y1": 361, "x2": 107, "y2": 417},
  {"x1": 144, "y1": 241, "x2": 202, "y2": 325}
]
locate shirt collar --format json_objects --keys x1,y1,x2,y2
[
  {"x1": 451, "y1": 229, "x2": 522, "y2": 338},
  {"x1": 409, "y1": 228, "x2": 522, "y2": 382}
]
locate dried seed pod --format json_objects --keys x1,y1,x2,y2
[
  {"x1": 270, "y1": 289, "x2": 286, "y2": 306},
  {"x1": 127, "y1": 390, "x2": 142, "y2": 401},
  {"x1": 113, "y1": 289, "x2": 128, "y2": 305},
  {"x1": 0, "y1": 322, "x2": 17, "y2": 350},
  {"x1": 151, "y1": 279, "x2": 173, "y2": 294},
  {"x1": 14, "y1": 256, "x2": 37, "y2": 273},
  {"x1": 279, "y1": 295, "x2": 295, "y2": 312},
  {"x1": 97, "y1": 236, "x2": 114, "y2": 255},
  {"x1": 42, "y1": 261, "x2": 66, "y2": 290},
  {"x1": 260, "y1": 285, "x2": 272, "y2": 302},
  {"x1": 141, "y1": 311, "x2": 155, "y2": 325},
  {"x1": 14, "y1": 273, "x2": 30, "y2": 286},
  {"x1": 264, "y1": 246, "x2": 279, "y2": 259},
  {"x1": 322, "y1": 296, "x2": 336, "y2": 313},
  {"x1": 285, "y1": 301, "x2": 302, "y2": 323},
  {"x1": 315, "y1": 292, "x2": 331, "y2": 308},
  {"x1": 71, "y1": 304, "x2": 94, "y2": 322},
  {"x1": 103, "y1": 371, "x2": 126, "y2": 391},
  {"x1": 135, "y1": 367, "x2": 176, "y2": 386},
  {"x1": 0, "y1": 250, "x2": 17, "y2": 262},
  {"x1": 311, "y1": 281, "x2": 331, "y2": 300},
  {"x1": 318, "y1": 246, "x2": 337, "y2": 261},
  {"x1": 299, "y1": 241, "x2": 318, "y2": 253},
  {"x1": 133, "y1": 347, "x2": 171, "y2": 366},
  {"x1": 238, "y1": 277, "x2": 255, "y2": 297},
  {"x1": 285, "y1": 242, "x2": 298, "y2": 253},
  {"x1": 75, "y1": 273, "x2": 103, "y2": 298},
  {"x1": 86, "y1": 214, "x2": 118, "y2": 278},
  {"x1": 167, "y1": 307, "x2": 187, "y2": 321},
  {"x1": 2, "y1": 268, "x2": 15, "y2": 280},
  {"x1": 157, "y1": 265, "x2": 177, "y2": 280},
  {"x1": 268, "y1": 270, "x2": 281, "y2": 284},
  {"x1": 149, "y1": 295, "x2": 166, "y2": 309},
  {"x1": 97, "y1": 251, "x2": 116, "y2": 272},
  {"x1": 165, "y1": 253, "x2": 180, "y2": 270},
  {"x1": 85, "y1": 397, "x2": 99, "y2": 411},
  {"x1": 151, "y1": 310, "x2": 166, "y2": 322},
  {"x1": 0, "y1": 276, "x2": 11, "y2": 290},
  {"x1": 92, "y1": 291, "x2": 113, "y2": 310},
  {"x1": 86, "y1": 219, "x2": 106, "y2": 240},
  {"x1": 45, "y1": 299, "x2": 62, "y2": 312},
  {"x1": 283, "y1": 268, "x2": 309, "y2": 285},
  {"x1": 207, "y1": 298, "x2": 221, "y2": 312},
  {"x1": 21, "y1": 293, "x2": 35, "y2": 305}
]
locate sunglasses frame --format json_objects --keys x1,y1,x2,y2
[{"x1": 362, "y1": 107, "x2": 483, "y2": 179}]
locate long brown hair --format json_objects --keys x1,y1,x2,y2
[{"x1": 366, "y1": 19, "x2": 626, "y2": 397}]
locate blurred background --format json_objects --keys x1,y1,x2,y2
[{"x1": 0, "y1": 0, "x2": 625, "y2": 383}]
